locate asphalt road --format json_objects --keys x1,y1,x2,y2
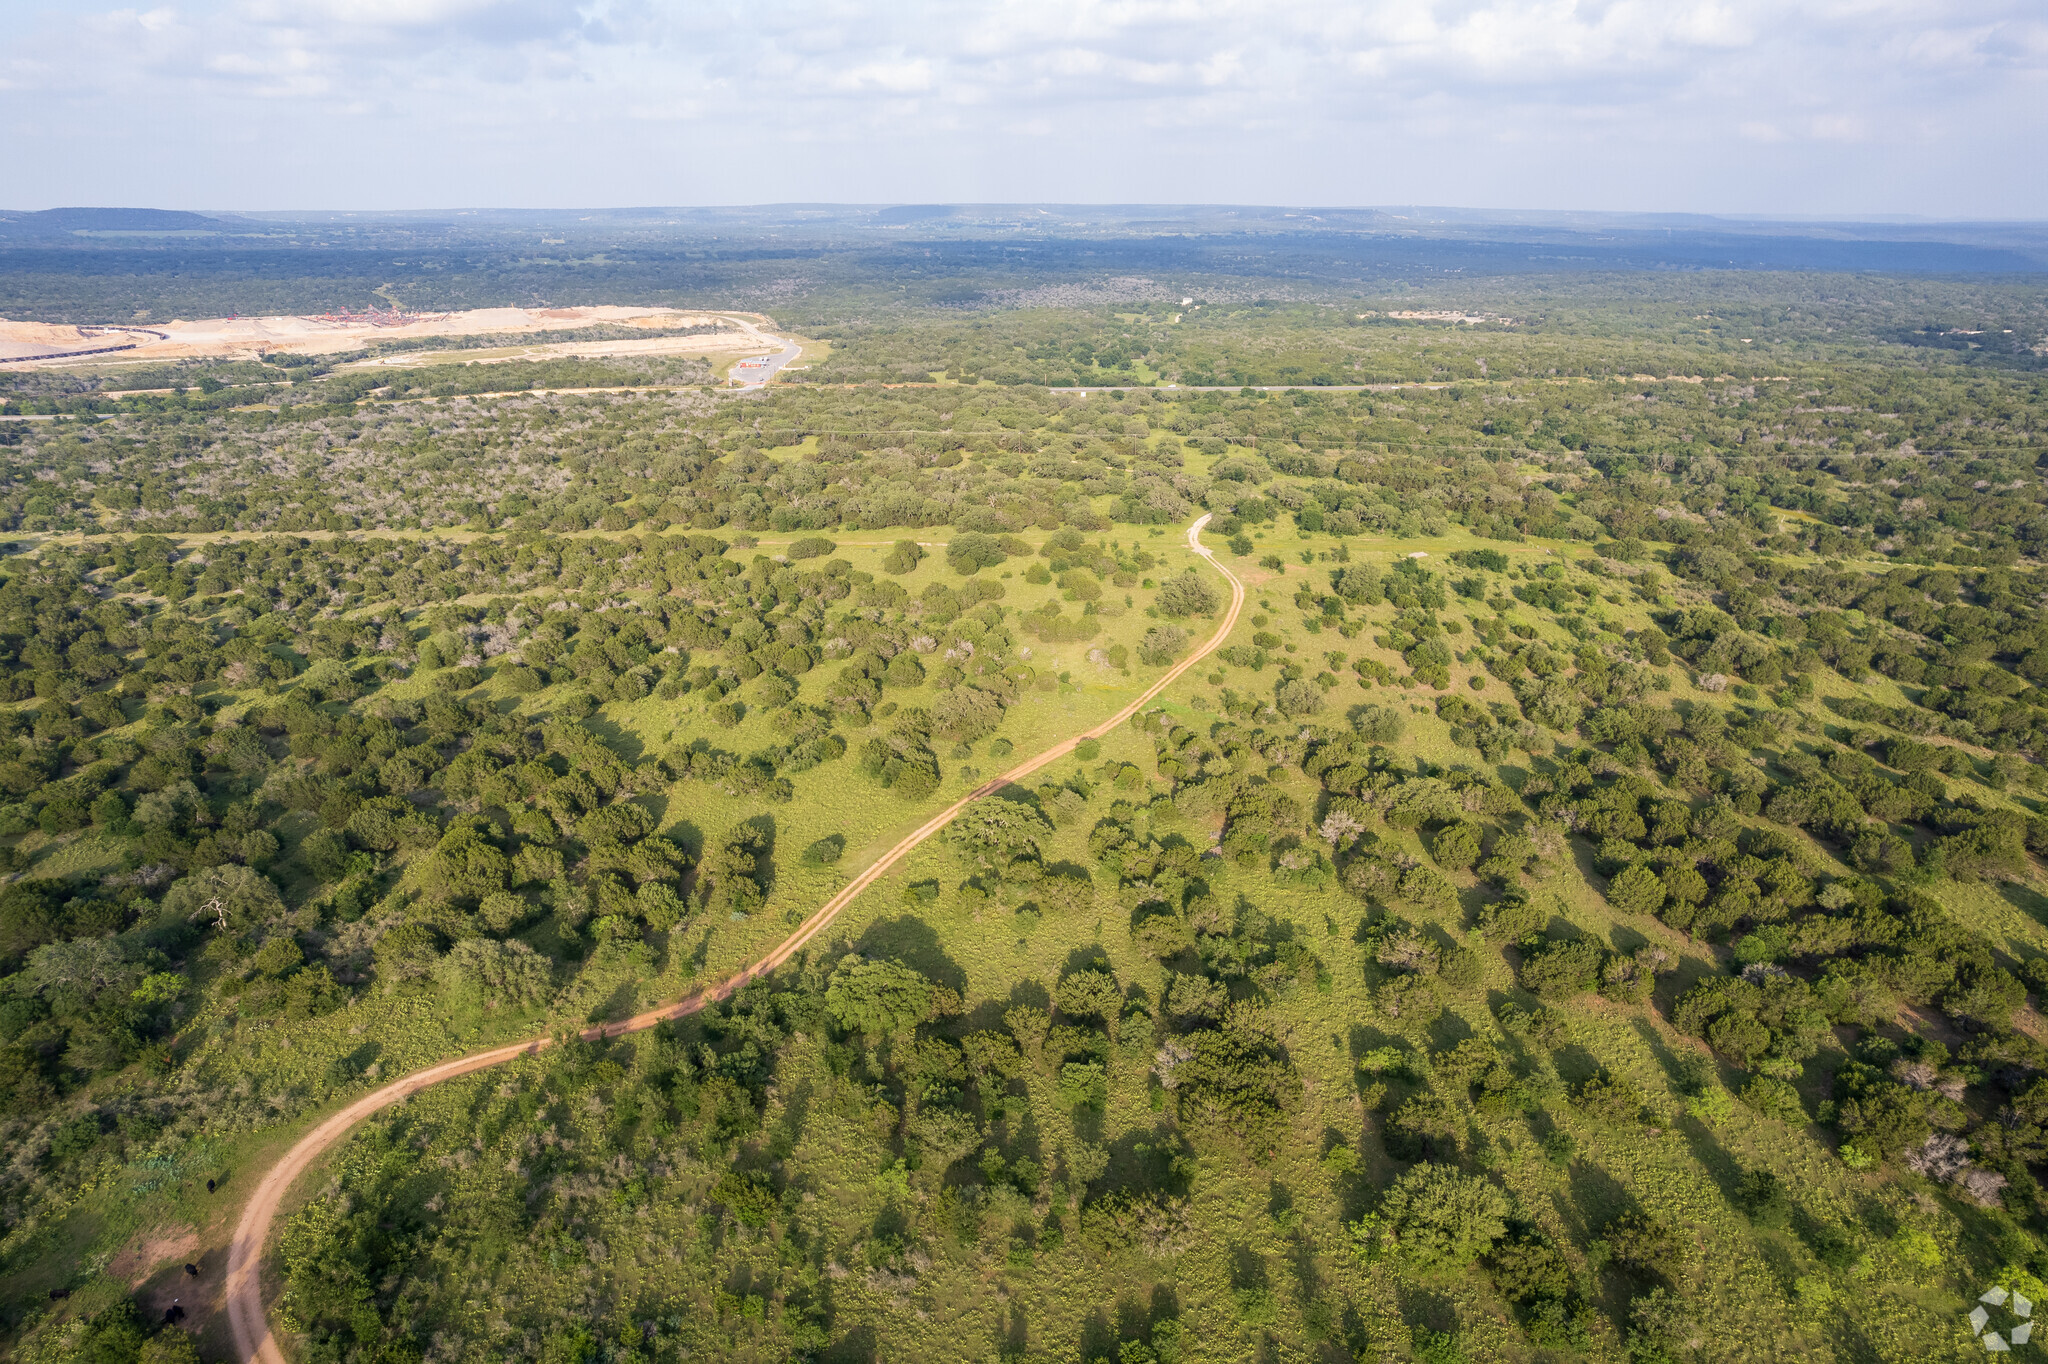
[{"x1": 726, "y1": 322, "x2": 803, "y2": 389}]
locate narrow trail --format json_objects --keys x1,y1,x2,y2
[{"x1": 225, "y1": 513, "x2": 1244, "y2": 1364}]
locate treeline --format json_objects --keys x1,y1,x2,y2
[{"x1": 8, "y1": 365, "x2": 2041, "y2": 564}]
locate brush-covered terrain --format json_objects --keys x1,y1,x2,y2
[{"x1": 1, "y1": 255, "x2": 2048, "y2": 1364}]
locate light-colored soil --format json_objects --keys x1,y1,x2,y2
[
  {"x1": 118, "y1": 1223, "x2": 218, "y2": 1347},
  {"x1": 344, "y1": 330, "x2": 775, "y2": 370},
  {"x1": 0, "y1": 322, "x2": 169, "y2": 363},
  {"x1": 0, "y1": 306, "x2": 770, "y2": 368},
  {"x1": 109, "y1": 1224, "x2": 200, "y2": 1286},
  {"x1": 225, "y1": 515, "x2": 1243, "y2": 1364}
]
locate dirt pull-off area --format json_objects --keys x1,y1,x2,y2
[
  {"x1": 113, "y1": 1225, "x2": 217, "y2": 1350},
  {"x1": 109, "y1": 1224, "x2": 200, "y2": 1286},
  {"x1": 0, "y1": 305, "x2": 774, "y2": 368}
]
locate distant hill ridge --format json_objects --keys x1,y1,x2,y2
[{"x1": 0, "y1": 207, "x2": 222, "y2": 232}]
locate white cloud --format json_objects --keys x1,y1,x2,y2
[
  {"x1": 829, "y1": 59, "x2": 934, "y2": 95},
  {"x1": 0, "y1": 0, "x2": 2041, "y2": 213},
  {"x1": 1810, "y1": 113, "x2": 1868, "y2": 141}
]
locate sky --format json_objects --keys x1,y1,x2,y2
[{"x1": 2, "y1": 0, "x2": 2044, "y2": 219}]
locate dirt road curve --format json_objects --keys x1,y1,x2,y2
[{"x1": 225, "y1": 513, "x2": 1244, "y2": 1364}]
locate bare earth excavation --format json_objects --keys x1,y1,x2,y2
[{"x1": 0, "y1": 306, "x2": 785, "y2": 368}]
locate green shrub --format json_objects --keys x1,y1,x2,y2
[
  {"x1": 1740, "y1": 1075, "x2": 1805, "y2": 1124},
  {"x1": 1381, "y1": 1162, "x2": 1509, "y2": 1268},
  {"x1": 1138, "y1": 625, "x2": 1190, "y2": 666},
  {"x1": 1518, "y1": 937, "x2": 1605, "y2": 998},
  {"x1": 500, "y1": 664, "x2": 544, "y2": 693},
  {"x1": 883, "y1": 540, "x2": 925, "y2": 574},
  {"x1": 801, "y1": 834, "x2": 845, "y2": 866},
  {"x1": 1431, "y1": 821, "x2": 1483, "y2": 870},
  {"x1": 1350, "y1": 703, "x2": 1405, "y2": 742},
  {"x1": 1157, "y1": 570, "x2": 1220, "y2": 618},
  {"x1": 947, "y1": 532, "x2": 1008, "y2": 575}
]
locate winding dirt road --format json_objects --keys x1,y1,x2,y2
[{"x1": 225, "y1": 513, "x2": 1244, "y2": 1364}]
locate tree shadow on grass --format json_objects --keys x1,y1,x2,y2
[
  {"x1": 663, "y1": 816, "x2": 704, "y2": 863},
  {"x1": 1660, "y1": 946, "x2": 1723, "y2": 1014},
  {"x1": 330, "y1": 1040, "x2": 381, "y2": 1085},
  {"x1": 962, "y1": 996, "x2": 1012, "y2": 1033},
  {"x1": 1148, "y1": 1283, "x2": 1180, "y2": 1332},
  {"x1": 1824, "y1": 1315, "x2": 1897, "y2": 1364},
  {"x1": 1317, "y1": 1126, "x2": 1374, "y2": 1222},
  {"x1": 1551, "y1": 1042, "x2": 1603, "y2": 1087},
  {"x1": 580, "y1": 713, "x2": 645, "y2": 763},
  {"x1": 629, "y1": 788, "x2": 669, "y2": 831},
  {"x1": 997, "y1": 1105, "x2": 1044, "y2": 1171},
  {"x1": 1752, "y1": 1230, "x2": 1802, "y2": 1297},
  {"x1": 722, "y1": 1262, "x2": 762, "y2": 1301},
  {"x1": 821, "y1": 1324, "x2": 876, "y2": 1364},
  {"x1": 770, "y1": 1077, "x2": 813, "y2": 1162},
  {"x1": 1562, "y1": 1159, "x2": 1653, "y2": 1329},
  {"x1": 853, "y1": 915, "x2": 966, "y2": 994},
  {"x1": 1078, "y1": 1307, "x2": 1116, "y2": 1364},
  {"x1": 1347, "y1": 1022, "x2": 1401, "y2": 1067},
  {"x1": 1627, "y1": 1016, "x2": 1688, "y2": 1091},
  {"x1": 586, "y1": 977, "x2": 639, "y2": 1024},
  {"x1": 1627, "y1": 1016, "x2": 1745, "y2": 1206},
  {"x1": 1336, "y1": 1302, "x2": 1375, "y2": 1362},
  {"x1": 741, "y1": 813, "x2": 779, "y2": 894},
  {"x1": 1456, "y1": 884, "x2": 1497, "y2": 934},
  {"x1": 998, "y1": 1302, "x2": 1028, "y2": 1361},
  {"x1": 1229, "y1": 1241, "x2": 1270, "y2": 1295},
  {"x1": 1854, "y1": 1192, "x2": 1900, "y2": 1241},
  {"x1": 1061, "y1": 943, "x2": 1115, "y2": 978},
  {"x1": 989, "y1": 780, "x2": 1039, "y2": 806},
  {"x1": 1284, "y1": 1227, "x2": 1323, "y2": 1307},
  {"x1": 1112, "y1": 1293, "x2": 1153, "y2": 1344},
  {"x1": 1393, "y1": 1283, "x2": 1459, "y2": 1339},
  {"x1": 1553, "y1": 1158, "x2": 1633, "y2": 1250},
  {"x1": 1092, "y1": 1122, "x2": 1194, "y2": 1204},
  {"x1": 1426, "y1": 1010, "x2": 1473, "y2": 1052},
  {"x1": 1676, "y1": 1112, "x2": 1746, "y2": 1219},
  {"x1": 1072, "y1": 1100, "x2": 1106, "y2": 1147},
  {"x1": 1999, "y1": 880, "x2": 2048, "y2": 935},
  {"x1": 1609, "y1": 921, "x2": 1650, "y2": 954}
]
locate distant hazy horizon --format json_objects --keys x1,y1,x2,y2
[{"x1": 7, "y1": 205, "x2": 2047, "y2": 234}]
